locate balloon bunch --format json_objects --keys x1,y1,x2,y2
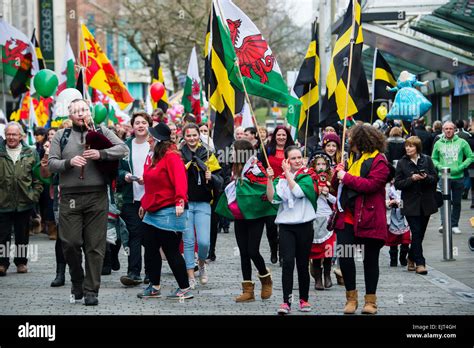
[{"x1": 167, "y1": 104, "x2": 185, "y2": 122}]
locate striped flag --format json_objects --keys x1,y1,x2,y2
[
  {"x1": 291, "y1": 22, "x2": 320, "y2": 143},
  {"x1": 372, "y1": 49, "x2": 396, "y2": 102},
  {"x1": 151, "y1": 44, "x2": 169, "y2": 111},
  {"x1": 319, "y1": 0, "x2": 369, "y2": 127},
  {"x1": 31, "y1": 29, "x2": 45, "y2": 70},
  {"x1": 205, "y1": 3, "x2": 244, "y2": 150}
]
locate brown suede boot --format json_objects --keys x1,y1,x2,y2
[
  {"x1": 334, "y1": 268, "x2": 344, "y2": 286},
  {"x1": 257, "y1": 270, "x2": 272, "y2": 300},
  {"x1": 235, "y1": 281, "x2": 255, "y2": 302},
  {"x1": 48, "y1": 222, "x2": 57, "y2": 240},
  {"x1": 343, "y1": 290, "x2": 358, "y2": 314},
  {"x1": 314, "y1": 266, "x2": 324, "y2": 290},
  {"x1": 361, "y1": 294, "x2": 378, "y2": 314}
]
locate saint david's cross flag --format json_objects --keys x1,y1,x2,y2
[{"x1": 215, "y1": 0, "x2": 301, "y2": 125}]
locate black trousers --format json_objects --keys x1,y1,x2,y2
[
  {"x1": 264, "y1": 215, "x2": 279, "y2": 250},
  {"x1": 234, "y1": 218, "x2": 268, "y2": 280},
  {"x1": 208, "y1": 201, "x2": 219, "y2": 258},
  {"x1": 143, "y1": 224, "x2": 189, "y2": 289},
  {"x1": 279, "y1": 222, "x2": 314, "y2": 304},
  {"x1": 0, "y1": 209, "x2": 32, "y2": 267},
  {"x1": 121, "y1": 201, "x2": 147, "y2": 277},
  {"x1": 405, "y1": 215, "x2": 430, "y2": 266},
  {"x1": 55, "y1": 230, "x2": 66, "y2": 264},
  {"x1": 336, "y1": 223, "x2": 384, "y2": 294}
]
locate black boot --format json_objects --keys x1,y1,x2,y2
[
  {"x1": 389, "y1": 246, "x2": 398, "y2": 267},
  {"x1": 50, "y1": 263, "x2": 66, "y2": 287},
  {"x1": 323, "y1": 258, "x2": 333, "y2": 289},
  {"x1": 399, "y1": 244, "x2": 409, "y2": 266},
  {"x1": 102, "y1": 244, "x2": 112, "y2": 275},
  {"x1": 313, "y1": 262, "x2": 324, "y2": 290},
  {"x1": 270, "y1": 239, "x2": 278, "y2": 264}
]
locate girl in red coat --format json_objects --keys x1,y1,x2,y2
[
  {"x1": 333, "y1": 125, "x2": 391, "y2": 315},
  {"x1": 138, "y1": 123, "x2": 193, "y2": 300}
]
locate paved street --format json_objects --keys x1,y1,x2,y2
[{"x1": 1, "y1": 203, "x2": 474, "y2": 316}]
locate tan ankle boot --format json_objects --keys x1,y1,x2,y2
[
  {"x1": 257, "y1": 270, "x2": 272, "y2": 300},
  {"x1": 48, "y1": 222, "x2": 57, "y2": 240},
  {"x1": 344, "y1": 290, "x2": 358, "y2": 314},
  {"x1": 361, "y1": 294, "x2": 377, "y2": 314},
  {"x1": 235, "y1": 281, "x2": 255, "y2": 302}
]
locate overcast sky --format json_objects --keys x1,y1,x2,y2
[{"x1": 286, "y1": 0, "x2": 315, "y2": 27}]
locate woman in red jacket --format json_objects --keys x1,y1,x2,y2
[
  {"x1": 333, "y1": 125, "x2": 390, "y2": 315},
  {"x1": 137, "y1": 123, "x2": 193, "y2": 300}
]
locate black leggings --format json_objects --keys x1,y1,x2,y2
[
  {"x1": 280, "y1": 222, "x2": 314, "y2": 304},
  {"x1": 143, "y1": 225, "x2": 189, "y2": 289},
  {"x1": 336, "y1": 223, "x2": 384, "y2": 294},
  {"x1": 234, "y1": 218, "x2": 268, "y2": 280}
]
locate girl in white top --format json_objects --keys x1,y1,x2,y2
[{"x1": 266, "y1": 145, "x2": 318, "y2": 315}]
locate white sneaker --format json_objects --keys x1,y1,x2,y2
[
  {"x1": 199, "y1": 263, "x2": 208, "y2": 285},
  {"x1": 438, "y1": 226, "x2": 443, "y2": 234},
  {"x1": 452, "y1": 227, "x2": 462, "y2": 234},
  {"x1": 188, "y1": 278, "x2": 196, "y2": 290}
]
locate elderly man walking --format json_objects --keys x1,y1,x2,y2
[
  {"x1": 0, "y1": 122, "x2": 43, "y2": 276},
  {"x1": 432, "y1": 121, "x2": 473, "y2": 234},
  {"x1": 49, "y1": 99, "x2": 128, "y2": 305}
]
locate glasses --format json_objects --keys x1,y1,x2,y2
[{"x1": 70, "y1": 108, "x2": 90, "y2": 115}]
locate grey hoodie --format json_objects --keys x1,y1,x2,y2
[{"x1": 48, "y1": 124, "x2": 129, "y2": 194}]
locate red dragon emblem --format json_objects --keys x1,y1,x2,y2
[
  {"x1": 187, "y1": 79, "x2": 201, "y2": 123},
  {"x1": 2, "y1": 39, "x2": 31, "y2": 71},
  {"x1": 227, "y1": 19, "x2": 274, "y2": 84}
]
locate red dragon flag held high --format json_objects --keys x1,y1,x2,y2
[
  {"x1": 182, "y1": 47, "x2": 203, "y2": 123},
  {"x1": 80, "y1": 24, "x2": 134, "y2": 110},
  {"x1": 214, "y1": 0, "x2": 301, "y2": 126}
]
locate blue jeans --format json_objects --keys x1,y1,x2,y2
[
  {"x1": 183, "y1": 202, "x2": 211, "y2": 270},
  {"x1": 439, "y1": 178, "x2": 464, "y2": 227}
]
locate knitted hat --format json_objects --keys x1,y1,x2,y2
[{"x1": 322, "y1": 133, "x2": 341, "y2": 148}]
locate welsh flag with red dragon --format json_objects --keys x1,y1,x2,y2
[
  {"x1": 214, "y1": 0, "x2": 301, "y2": 127},
  {"x1": 215, "y1": 156, "x2": 278, "y2": 220}
]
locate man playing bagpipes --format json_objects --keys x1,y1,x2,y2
[{"x1": 48, "y1": 98, "x2": 128, "y2": 306}]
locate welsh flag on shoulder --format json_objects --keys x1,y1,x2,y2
[
  {"x1": 273, "y1": 167, "x2": 318, "y2": 211},
  {"x1": 216, "y1": 156, "x2": 278, "y2": 220},
  {"x1": 181, "y1": 47, "x2": 203, "y2": 123},
  {"x1": 215, "y1": 0, "x2": 301, "y2": 126},
  {"x1": 57, "y1": 34, "x2": 76, "y2": 95}
]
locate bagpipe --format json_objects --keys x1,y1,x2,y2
[{"x1": 80, "y1": 113, "x2": 119, "y2": 182}]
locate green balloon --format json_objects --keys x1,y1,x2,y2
[
  {"x1": 33, "y1": 69, "x2": 58, "y2": 97},
  {"x1": 93, "y1": 104, "x2": 108, "y2": 124},
  {"x1": 202, "y1": 116, "x2": 208, "y2": 123}
]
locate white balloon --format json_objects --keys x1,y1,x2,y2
[{"x1": 54, "y1": 88, "x2": 83, "y2": 118}]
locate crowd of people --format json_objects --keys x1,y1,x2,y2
[{"x1": 0, "y1": 99, "x2": 472, "y2": 314}]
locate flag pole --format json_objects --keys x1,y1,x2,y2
[
  {"x1": 214, "y1": 0, "x2": 270, "y2": 167},
  {"x1": 370, "y1": 48, "x2": 377, "y2": 124},
  {"x1": 303, "y1": 83, "x2": 312, "y2": 159},
  {"x1": 340, "y1": 0, "x2": 357, "y2": 164},
  {"x1": 206, "y1": 3, "x2": 213, "y2": 162}
]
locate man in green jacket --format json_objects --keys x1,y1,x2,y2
[
  {"x1": 432, "y1": 121, "x2": 473, "y2": 234},
  {"x1": 0, "y1": 122, "x2": 43, "y2": 276}
]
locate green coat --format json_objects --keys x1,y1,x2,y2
[{"x1": 0, "y1": 140, "x2": 43, "y2": 212}]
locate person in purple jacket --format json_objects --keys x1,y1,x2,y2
[{"x1": 332, "y1": 125, "x2": 391, "y2": 315}]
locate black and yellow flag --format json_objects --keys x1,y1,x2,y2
[
  {"x1": 372, "y1": 49, "x2": 396, "y2": 103},
  {"x1": 205, "y1": 4, "x2": 244, "y2": 151},
  {"x1": 292, "y1": 22, "x2": 320, "y2": 143},
  {"x1": 31, "y1": 29, "x2": 45, "y2": 70},
  {"x1": 319, "y1": 0, "x2": 369, "y2": 127},
  {"x1": 151, "y1": 44, "x2": 169, "y2": 112}
]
